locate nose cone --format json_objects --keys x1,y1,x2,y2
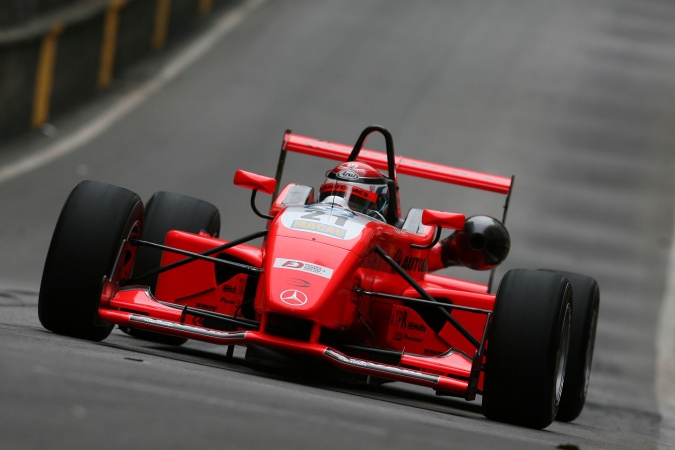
[
  {"x1": 261, "y1": 240, "x2": 360, "y2": 328},
  {"x1": 259, "y1": 204, "x2": 374, "y2": 328},
  {"x1": 264, "y1": 252, "x2": 341, "y2": 315}
]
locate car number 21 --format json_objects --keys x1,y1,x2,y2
[{"x1": 280, "y1": 205, "x2": 367, "y2": 240}]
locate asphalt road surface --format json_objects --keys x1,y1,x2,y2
[{"x1": 2, "y1": 1, "x2": 675, "y2": 449}]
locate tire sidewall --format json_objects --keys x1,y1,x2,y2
[
  {"x1": 483, "y1": 268, "x2": 573, "y2": 428},
  {"x1": 544, "y1": 270, "x2": 600, "y2": 422}
]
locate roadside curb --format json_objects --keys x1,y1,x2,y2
[{"x1": 0, "y1": 0, "x2": 234, "y2": 142}]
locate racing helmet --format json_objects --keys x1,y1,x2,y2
[{"x1": 319, "y1": 162, "x2": 389, "y2": 216}]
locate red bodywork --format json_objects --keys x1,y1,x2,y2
[{"x1": 99, "y1": 129, "x2": 513, "y2": 399}]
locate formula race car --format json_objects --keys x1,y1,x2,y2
[{"x1": 38, "y1": 125, "x2": 599, "y2": 429}]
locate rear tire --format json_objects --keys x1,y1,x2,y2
[
  {"x1": 545, "y1": 270, "x2": 599, "y2": 422},
  {"x1": 121, "y1": 191, "x2": 220, "y2": 346},
  {"x1": 482, "y1": 269, "x2": 572, "y2": 429},
  {"x1": 38, "y1": 181, "x2": 143, "y2": 341}
]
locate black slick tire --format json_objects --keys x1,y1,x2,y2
[
  {"x1": 38, "y1": 180, "x2": 143, "y2": 341},
  {"x1": 545, "y1": 270, "x2": 600, "y2": 422},
  {"x1": 482, "y1": 269, "x2": 573, "y2": 429}
]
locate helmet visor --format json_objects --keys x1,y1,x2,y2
[{"x1": 319, "y1": 183, "x2": 379, "y2": 214}]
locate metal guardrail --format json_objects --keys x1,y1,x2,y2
[{"x1": 0, "y1": 0, "x2": 227, "y2": 141}]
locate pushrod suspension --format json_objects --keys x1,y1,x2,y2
[
  {"x1": 375, "y1": 245, "x2": 481, "y2": 349},
  {"x1": 127, "y1": 229, "x2": 268, "y2": 283},
  {"x1": 354, "y1": 288, "x2": 491, "y2": 316}
]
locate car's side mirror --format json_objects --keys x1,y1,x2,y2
[
  {"x1": 411, "y1": 210, "x2": 465, "y2": 250},
  {"x1": 234, "y1": 170, "x2": 277, "y2": 220},
  {"x1": 422, "y1": 209, "x2": 465, "y2": 230},
  {"x1": 234, "y1": 170, "x2": 277, "y2": 195}
]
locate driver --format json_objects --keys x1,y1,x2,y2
[{"x1": 319, "y1": 162, "x2": 389, "y2": 221}]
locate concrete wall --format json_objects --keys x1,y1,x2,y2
[{"x1": 0, "y1": 0, "x2": 234, "y2": 142}]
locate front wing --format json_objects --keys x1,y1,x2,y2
[{"x1": 99, "y1": 286, "x2": 481, "y2": 399}]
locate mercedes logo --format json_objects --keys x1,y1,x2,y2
[{"x1": 280, "y1": 289, "x2": 308, "y2": 306}]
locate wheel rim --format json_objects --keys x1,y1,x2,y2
[{"x1": 555, "y1": 300, "x2": 572, "y2": 405}]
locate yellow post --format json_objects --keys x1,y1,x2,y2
[
  {"x1": 31, "y1": 22, "x2": 65, "y2": 129},
  {"x1": 98, "y1": 0, "x2": 127, "y2": 89},
  {"x1": 152, "y1": 0, "x2": 172, "y2": 50}
]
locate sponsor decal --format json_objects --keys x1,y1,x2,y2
[
  {"x1": 192, "y1": 316, "x2": 204, "y2": 326},
  {"x1": 274, "y1": 258, "x2": 333, "y2": 279},
  {"x1": 392, "y1": 249, "x2": 429, "y2": 273},
  {"x1": 290, "y1": 219, "x2": 347, "y2": 238},
  {"x1": 403, "y1": 334, "x2": 423, "y2": 343},
  {"x1": 346, "y1": 163, "x2": 367, "y2": 173},
  {"x1": 390, "y1": 309, "x2": 408, "y2": 328},
  {"x1": 286, "y1": 277, "x2": 311, "y2": 288},
  {"x1": 280, "y1": 289, "x2": 308, "y2": 306},
  {"x1": 320, "y1": 183, "x2": 378, "y2": 202},
  {"x1": 222, "y1": 285, "x2": 237, "y2": 293},
  {"x1": 407, "y1": 321, "x2": 427, "y2": 332},
  {"x1": 336, "y1": 169, "x2": 359, "y2": 180}
]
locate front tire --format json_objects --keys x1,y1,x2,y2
[
  {"x1": 120, "y1": 191, "x2": 220, "y2": 346},
  {"x1": 546, "y1": 270, "x2": 600, "y2": 422},
  {"x1": 482, "y1": 269, "x2": 573, "y2": 429},
  {"x1": 38, "y1": 181, "x2": 143, "y2": 341}
]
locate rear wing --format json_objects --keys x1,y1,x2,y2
[
  {"x1": 281, "y1": 132, "x2": 513, "y2": 195},
  {"x1": 274, "y1": 127, "x2": 514, "y2": 225}
]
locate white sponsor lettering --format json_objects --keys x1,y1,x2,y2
[{"x1": 273, "y1": 258, "x2": 333, "y2": 279}]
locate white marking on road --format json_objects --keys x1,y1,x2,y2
[
  {"x1": 0, "y1": 0, "x2": 267, "y2": 185},
  {"x1": 656, "y1": 201, "x2": 675, "y2": 448}
]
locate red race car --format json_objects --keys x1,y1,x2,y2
[{"x1": 38, "y1": 125, "x2": 599, "y2": 429}]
